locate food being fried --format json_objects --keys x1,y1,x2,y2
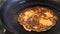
[{"x1": 18, "y1": 6, "x2": 58, "y2": 32}]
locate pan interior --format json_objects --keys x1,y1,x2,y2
[{"x1": 17, "y1": 6, "x2": 58, "y2": 32}]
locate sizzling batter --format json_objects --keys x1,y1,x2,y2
[{"x1": 18, "y1": 6, "x2": 58, "y2": 32}]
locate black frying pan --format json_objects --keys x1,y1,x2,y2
[{"x1": 1, "y1": 0, "x2": 60, "y2": 34}]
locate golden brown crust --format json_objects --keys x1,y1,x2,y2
[{"x1": 17, "y1": 6, "x2": 58, "y2": 32}]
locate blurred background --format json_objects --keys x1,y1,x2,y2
[{"x1": 0, "y1": 0, "x2": 6, "y2": 34}]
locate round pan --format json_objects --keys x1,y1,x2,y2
[{"x1": 1, "y1": 0, "x2": 60, "y2": 34}]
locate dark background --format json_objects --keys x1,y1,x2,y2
[{"x1": 0, "y1": 0, "x2": 6, "y2": 34}]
